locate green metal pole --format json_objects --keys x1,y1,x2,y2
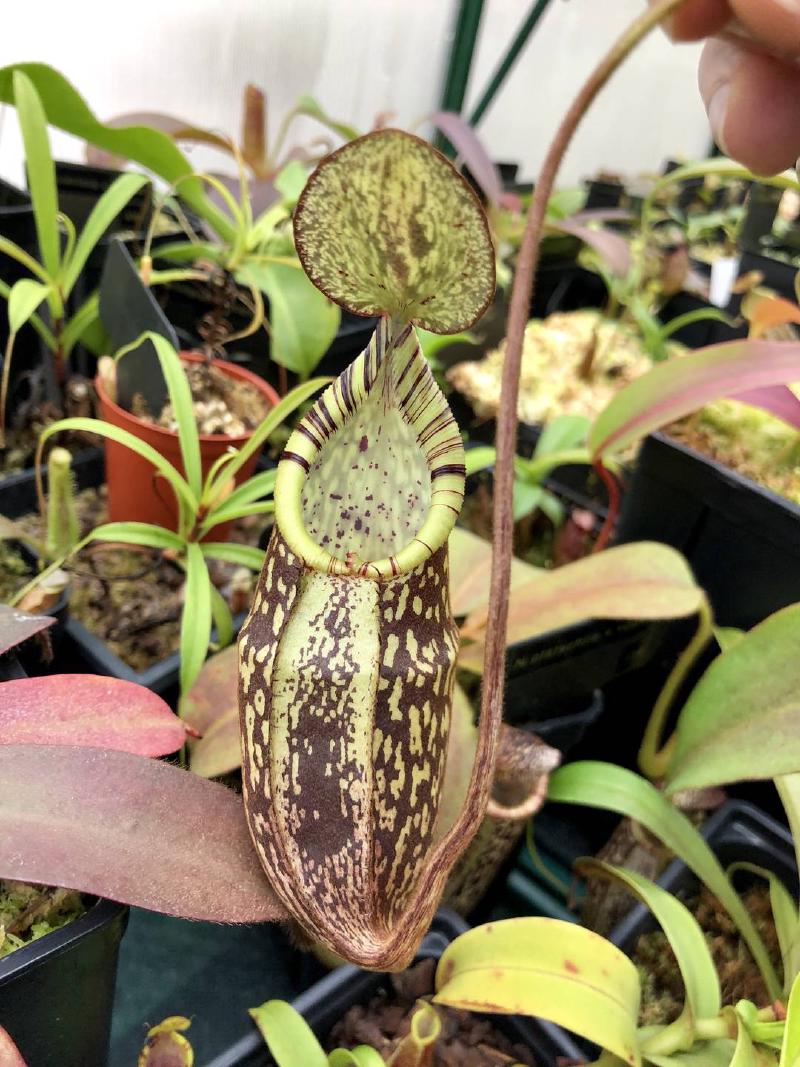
[
  {"x1": 469, "y1": 0, "x2": 555, "y2": 127},
  {"x1": 436, "y1": 0, "x2": 486, "y2": 154}
]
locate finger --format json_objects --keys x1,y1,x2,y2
[
  {"x1": 731, "y1": 0, "x2": 800, "y2": 57},
  {"x1": 699, "y1": 36, "x2": 800, "y2": 173},
  {"x1": 658, "y1": 0, "x2": 731, "y2": 41}
]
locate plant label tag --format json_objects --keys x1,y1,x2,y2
[{"x1": 709, "y1": 255, "x2": 739, "y2": 308}]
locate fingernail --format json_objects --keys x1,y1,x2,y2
[{"x1": 707, "y1": 84, "x2": 732, "y2": 155}]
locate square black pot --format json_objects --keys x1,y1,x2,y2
[
  {"x1": 203, "y1": 910, "x2": 586, "y2": 1067},
  {"x1": 615, "y1": 432, "x2": 800, "y2": 628},
  {"x1": 0, "y1": 897, "x2": 128, "y2": 1067}
]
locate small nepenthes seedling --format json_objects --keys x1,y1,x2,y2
[{"x1": 238, "y1": 129, "x2": 496, "y2": 970}]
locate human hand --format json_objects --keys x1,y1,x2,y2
[{"x1": 659, "y1": 0, "x2": 800, "y2": 175}]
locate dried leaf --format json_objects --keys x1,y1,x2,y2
[
  {"x1": 0, "y1": 744, "x2": 286, "y2": 923},
  {"x1": 183, "y1": 646, "x2": 240, "y2": 778},
  {"x1": 293, "y1": 129, "x2": 495, "y2": 333},
  {"x1": 0, "y1": 675, "x2": 186, "y2": 757},
  {"x1": 0, "y1": 604, "x2": 55, "y2": 658}
]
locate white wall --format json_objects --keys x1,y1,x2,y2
[
  {"x1": 0, "y1": 0, "x2": 712, "y2": 193},
  {"x1": 467, "y1": 0, "x2": 712, "y2": 188},
  {"x1": 0, "y1": 0, "x2": 457, "y2": 186}
]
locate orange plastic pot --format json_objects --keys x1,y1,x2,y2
[{"x1": 95, "y1": 352, "x2": 280, "y2": 541}]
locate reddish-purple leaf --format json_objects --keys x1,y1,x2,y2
[
  {"x1": 0, "y1": 675, "x2": 186, "y2": 756},
  {"x1": 0, "y1": 604, "x2": 55, "y2": 658},
  {"x1": 733, "y1": 385, "x2": 800, "y2": 429},
  {"x1": 429, "y1": 111, "x2": 521, "y2": 211},
  {"x1": 182, "y1": 645, "x2": 242, "y2": 778},
  {"x1": 0, "y1": 1026, "x2": 27, "y2": 1067},
  {"x1": 0, "y1": 744, "x2": 287, "y2": 923},
  {"x1": 551, "y1": 219, "x2": 631, "y2": 277},
  {"x1": 590, "y1": 339, "x2": 800, "y2": 458}
]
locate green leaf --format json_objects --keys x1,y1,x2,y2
[
  {"x1": 206, "y1": 467, "x2": 277, "y2": 514},
  {"x1": 513, "y1": 479, "x2": 545, "y2": 521},
  {"x1": 179, "y1": 543, "x2": 212, "y2": 695},
  {"x1": 535, "y1": 414, "x2": 591, "y2": 456},
  {"x1": 658, "y1": 306, "x2": 734, "y2": 343},
  {"x1": 328, "y1": 1048, "x2": 385, "y2": 1067},
  {"x1": 201, "y1": 542, "x2": 265, "y2": 570},
  {"x1": 458, "y1": 542, "x2": 704, "y2": 675},
  {"x1": 589, "y1": 340, "x2": 800, "y2": 459},
  {"x1": 85, "y1": 521, "x2": 185, "y2": 552},
  {"x1": 464, "y1": 446, "x2": 496, "y2": 476},
  {"x1": 715, "y1": 626, "x2": 745, "y2": 651},
  {"x1": 780, "y1": 970, "x2": 800, "y2": 1067},
  {"x1": 115, "y1": 332, "x2": 202, "y2": 498},
  {"x1": 12, "y1": 71, "x2": 59, "y2": 278},
  {"x1": 417, "y1": 327, "x2": 476, "y2": 361},
  {"x1": 248, "y1": 1000, "x2": 328, "y2": 1067},
  {"x1": 209, "y1": 584, "x2": 234, "y2": 649},
  {"x1": 448, "y1": 525, "x2": 540, "y2": 619},
  {"x1": 0, "y1": 276, "x2": 55, "y2": 350},
  {"x1": 273, "y1": 160, "x2": 308, "y2": 203},
  {"x1": 237, "y1": 261, "x2": 339, "y2": 378},
  {"x1": 728, "y1": 861, "x2": 799, "y2": 995},
  {"x1": 730, "y1": 1010, "x2": 759, "y2": 1067},
  {"x1": 578, "y1": 861, "x2": 721, "y2": 1021},
  {"x1": 61, "y1": 291, "x2": 101, "y2": 358},
  {"x1": 434, "y1": 917, "x2": 641, "y2": 1064},
  {"x1": 548, "y1": 762, "x2": 781, "y2": 1000},
  {"x1": 37, "y1": 416, "x2": 197, "y2": 521},
  {"x1": 62, "y1": 172, "x2": 149, "y2": 296},
  {"x1": 200, "y1": 501, "x2": 274, "y2": 532},
  {"x1": 0, "y1": 63, "x2": 234, "y2": 243},
  {"x1": 8, "y1": 278, "x2": 51, "y2": 333},
  {"x1": 294, "y1": 94, "x2": 360, "y2": 143},
  {"x1": 293, "y1": 129, "x2": 495, "y2": 333},
  {"x1": 666, "y1": 604, "x2": 800, "y2": 794},
  {"x1": 642, "y1": 1037, "x2": 737, "y2": 1066}
]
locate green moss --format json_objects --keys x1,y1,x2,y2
[
  {"x1": 669, "y1": 399, "x2": 800, "y2": 504},
  {"x1": 0, "y1": 542, "x2": 32, "y2": 602},
  {"x1": 0, "y1": 881, "x2": 86, "y2": 959}
]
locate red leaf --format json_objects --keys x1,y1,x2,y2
[
  {"x1": 733, "y1": 385, "x2": 800, "y2": 429},
  {"x1": 550, "y1": 219, "x2": 631, "y2": 277},
  {"x1": 0, "y1": 604, "x2": 55, "y2": 658},
  {"x1": 429, "y1": 111, "x2": 521, "y2": 211},
  {"x1": 0, "y1": 1026, "x2": 27, "y2": 1067},
  {"x1": 181, "y1": 645, "x2": 242, "y2": 778},
  {"x1": 0, "y1": 675, "x2": 186, "y2": 757},
  {"x1": 0, "y1": 745, "x2": 287, "y2": 923},
  {"x1": 590, "y1": 340, "x2": 800, "y2": 458}
]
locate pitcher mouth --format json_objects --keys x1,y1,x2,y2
[{"x1": 274, "y1": 319, "x2": 465, "y2": 580}]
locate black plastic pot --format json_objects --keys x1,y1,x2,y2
[
  {"x1": 739, "y1": 183, "x2": 783, "y2": 253},
  {"x1": 657, "y1": 290, "x2": 746, "y2": 350},
  {"x1": 585, "y1": 178, "x2": 625, "y2": 211},
  {"x1": 1, "y1": 447, "x2": 104, "y2": 519},
  {"x1": 204, "y1": 910, "x2": 585, "y2": 1067},
  {"x1": 735, "y1": 248, "x2": 797, "y2": 302},
  {"x1": 615, "y1": 431, "x2": 800, "y2": 628},
  {"x1": 0, "y1": 897, "x2": 128, "y2": 1067}
]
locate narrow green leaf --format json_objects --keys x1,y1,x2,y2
[
  {"x1": 208, "y1": 377, "x2": 327, "y2": 491},
  {"x1": 201, "y1": 542, "x2": 265, "y2": 570},
  {"x1": 209, "y1": 585, "x2": 234, "y2": 649},
  {"x1": 658, "y1": 307, "x2": 733, "y2": 342},
  {"x1": 0, "y1": 235, "x2": 51, "y2": 284},
  {"x1": 248, "y1": 1001, "x2": 328, "y2": 1067},
  {"x1": 730, "y1": 1011, "x2": 759, "y2": 1067},
  {"x1": 535, "y1": 414, "x2": 591, "y2": 457},
  {"x1": 417, "y1": 327, "x2": 476, "y2": 361},
  {"x1": 294, "y1": 94, "x2": 360, "y2": 143},
  {"x1": 728, "y1": 861, "x2": 799, "y2": 995},
  {"x1": 85, "y1": 521, "x2": 185, "y2": 552},
  {"x1": 513, "y1": 479, "x2": 545, "y2": 521},
  {"x1": 780, "y1": 970, "x2": 800, "y2": 1067},
  {"x1": 578, "y1": 861, "x2": 721, "y2": 1020},
  {"x1": 293, "y1": 129, "x2": 495, "y2": 333},
  {"x1": 0, "y1": 63, "x2": 234, "y2": 243},
  {"x1": 642, "y1": 1037, "x2": 737, "y2": 1066},
  {"x1": 7, "y1": 278, "x2": 50, "y2": 333},
  {"x1": 13, "y1": 70, "x2": 59, "y2": 277},
  {"x1": 715, "y1": 626, "x2": 745, "y2": 652},
  {"x1": 434, "y1": 917, "x2": 641, "y2": 1064},
  {"x1": 61, "y1": 292, "x2": 101, "y2": 358},
  {"x1": 464, "y1": 446, "x2": 496, "y2": 476},
  {"x1": 589, "y1": 340, "x2": 800, "y2": 459},
  {"x1": 0, "y1": 276, "x2": 55, "y2": 350},
  {"x1": 115, "y1": 332, "x2": 202, "y2": 498},
  {"x1": 273, "y1": 160, "x2": 308, "y2": 203},
  {"x1": 666, "y1": 604, "x2": 800, "y2": 794},
  {"x1": 236, "y1": 260, "x2": 339, "y2": 378},
  {"x1": 200, "y1": 501, "x2": 274, "y2": 532},
  {"x1": 62, "y1": 172, "x2": 149, "y2": 296},
  {"x1": 180, "y1": 543, "x2": 212, "y2": 696},
  {"x1": 548, "y1": 762, "x2": 781, "y2": 1000},
  {"x1": 207, "y1": 467, "x2": 277, "y2": 513},
  {"x1": 38, "y1": 417, "x2": 197, "y2": 520}
]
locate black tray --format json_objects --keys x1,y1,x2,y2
[
  {"x1": 0, "y1": 897, "x2": 128, "y2": 1067},
  {"x1": 203, "y1": 910, "x2": 586, "y2": 1067}
]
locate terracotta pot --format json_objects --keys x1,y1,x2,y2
[{"x1": 95, "y1": 352, "x2": 280, "y2": 540}]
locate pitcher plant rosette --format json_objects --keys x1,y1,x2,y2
[{"x1": 238, "y1": 129, "x2": 496, "y2": 968}]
